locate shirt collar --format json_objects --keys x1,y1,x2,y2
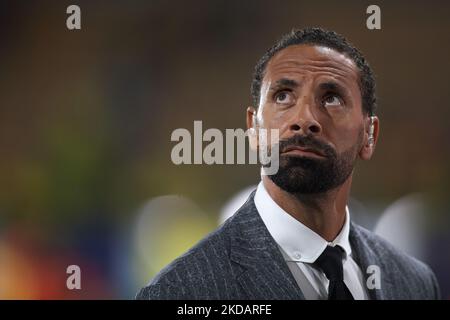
[{"x1": 254, "y1": 181, "x2": 352, "y2": 263}]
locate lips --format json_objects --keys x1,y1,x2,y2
[{"x1": 281, "y1": 146, "x2": 325, "y2": 158}]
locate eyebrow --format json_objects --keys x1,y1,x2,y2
[
  {"x1": 319, "y1": 81, "x2": 348, "y2": 95},
  {"x1": 269, "y1": 78, "x2": 300, "y2": 91}
]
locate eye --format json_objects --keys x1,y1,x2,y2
[
  {"x1": 274, "y1": 91, "x2": 294, "y2": 105},
  {"x1": 323, "y1": 94, "x2": 343, "y2": 108}
]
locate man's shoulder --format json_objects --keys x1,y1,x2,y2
[
  {"x1": 351, "y1": 223, "x2": 440, "y2": 299},
  {"x1": 136, "y1": 207, "x2": 246, "y2": 300}
]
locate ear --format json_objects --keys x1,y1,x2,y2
[
  {"x1": 246, "y1": 106, "x2": 258, "y2": 150},
  {"x1": 359, "y1": 115, "x2": 379, "y2": 160}
]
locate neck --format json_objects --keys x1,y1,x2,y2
[{"x1": 262, "y1": 175, "x2": 352, "y2": 242}]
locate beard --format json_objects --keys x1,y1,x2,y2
[{"x1": 265, "y1": 132, "x2": 362, "y2": 194}]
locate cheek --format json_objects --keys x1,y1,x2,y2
[
  {"x1": 260, "y1": 105, "x2": 288, "y2": 131},
  {"x1": 324, "y1": 103, "x2": 364, "y2": 148},
  {"x1": 256, "y1": 109, "x2": 287, "y2": 147},
  {"x1": 337, "y1": 127, "x2": 364, "y2": 153},
  {"x1": 322, "y1": 119, "x2": 363, "y2": 153}
]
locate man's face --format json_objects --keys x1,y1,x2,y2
[{"x1": 248, "y1": 44, "x2": 377, "y2": 194}]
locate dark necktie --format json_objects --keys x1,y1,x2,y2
[{"x1": 313, "y1": 245, "x2": 354, "y2": 300}]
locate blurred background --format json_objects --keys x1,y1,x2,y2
[{"x1": 0, "y1": 0, "x2": 449, "y2": 299}]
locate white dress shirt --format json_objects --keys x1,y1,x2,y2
[{"x1": 254, "y1": 181, "x2": 368, "y2": 300}]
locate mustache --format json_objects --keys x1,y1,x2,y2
[{"x1": 277, "y1": 134, "x2": 336, "y2": 158}]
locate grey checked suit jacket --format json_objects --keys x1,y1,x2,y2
[{"x1": 136, "y1": 192, "x2": 440, "y2": 300}]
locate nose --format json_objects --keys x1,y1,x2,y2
[{"x1": 289, "y1": 97, "x2": 322, "y2": 135}]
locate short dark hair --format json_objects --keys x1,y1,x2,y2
[{"x1": 251, "y1": 27, "x2": 377, "y2": 115}]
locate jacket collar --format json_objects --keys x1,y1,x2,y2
[
  {"x1": 228, "y1": 191, "x2": 393, "y2": 300},
  {"x1": 229, "y1": 191, "x2": 305, "y2": 299},
  {"x1": 349, "y1": 223, "x2": 396, "y2": 300}
]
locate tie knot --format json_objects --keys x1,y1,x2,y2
[{"x1": 313, "y1": 245, "x2": 345, "y2": 281}]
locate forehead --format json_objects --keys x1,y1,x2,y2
[{"x1": 263, "y1": 44, "x2": 360, "y2": 87}]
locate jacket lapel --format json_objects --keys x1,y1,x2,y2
[
  {"x1": 229, "y1": 192, "x2": 305, "y2": 300},
  {"x1": 349, "y1": 223, "x2": 395, "y2": 300},
  {"x1": 228, "y1": 192, "x2": 397, "y2": 300}
]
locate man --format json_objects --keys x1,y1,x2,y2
[{"x1": 136, "y1": 28, "x2": 440, "y2": 300}]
